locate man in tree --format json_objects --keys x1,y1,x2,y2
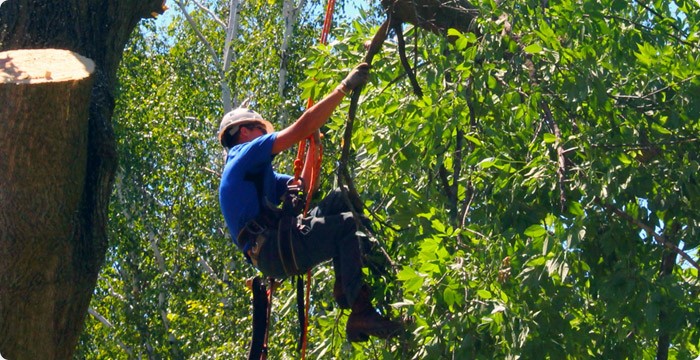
[{"x1": 217, "y1": 63, "x2": 403, "y2": 342}]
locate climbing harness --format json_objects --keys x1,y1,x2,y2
[{"x1": 246, "y1": 0, "x2": 336, "y2": 358}]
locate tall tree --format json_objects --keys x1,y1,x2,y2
[{"x1": 0, "y1": 1, "x2": 165, "y2": 359}]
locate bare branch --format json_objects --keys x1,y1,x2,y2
[
  {"x1": 542, "y1": 101, "x2": 567, "y2": 212},
  {"x1": 88, "y1": 308, "x2": 134, "y2": 355},
  {"x1": 599, "y1": 13, "x2": 693, "y2": 47},
  {"x1": 199, "y1": 256, "x2": 222, "y2": 282},
  {"x1": 611, "y1": 76, "x2": 696, "y2": 102},
  {"x1": 635, "y1": 0, "x2": 691, "y2": 39},
  {"x1": 598, "y1": 198, "x2": 700, "y2": 272},
  {"x1": 172, "y1": 0, "x2": 222, "y2": 69},
  {"x1": 173, "y1": 0, "x2": 235, "y2": 111},
  {"x1": 192, "y1": 0, "x2": 226, "y2": 28},
  {"x1": 278, "y1": 0, "x2": 306, "y2": 98},
  {"x1": 393, "y1": 20, "x2": 423, "y2": 97}
]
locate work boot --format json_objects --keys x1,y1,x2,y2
[
  {"x1": 333, "y1": 278, "x2": 350, "y2": 309},
  {"x1": 346, "y1": 285, "x2": 403, "y2": 342}
]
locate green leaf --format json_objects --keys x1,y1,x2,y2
[
  {"x1": 543, "y1": 133, "x2": 557, "y2": 143},
  {"x1": 524, "y1": 43, "x2": 543, "y2": 54},
  {"x1": 455, "y1": 36, "x2": 469, "y2": 51},
  {"x1": 524, "y1": 224, "x2": 547, "y2": 238},
  {"x1": 477, "y1": 289, "x2": 493, "y2": 299},
  {"x1": 618, "y1": 153, "x2": 632, "y2": 165},
  {"x1": 568, "y1": 201, "x2": 584, "y2": 216},
  {"x1": 478, "y1": 157, "x2": 496, "y2": 168},
  {"x1": 465, "y1": 135, "x2": 483, "y2": 147},
  {"x1": 431, "y1": 219, "x2": 446, "y2": 233},
  {"x1": 651, "y1": 122, "x2": 672, "y2": 135},
  {"x1": 634, "y1": 42, "x2": 657, "y2": 66},
  {"x1": 447, "y1": 28, "x2": 462, "y2": 37},
  {"x1": 444, "y1": 287, "x2": 457, "y2": 307},
  {"x1": 398, "y1": 267, "x2": 424, "y2": 293},
  {"x1": 526, "y1": 256, "x2": 546, "y2": 267}
]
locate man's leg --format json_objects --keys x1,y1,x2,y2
[
  {"x1": 292, "y1": 212, "x2": 403, "y2": 342},
  {"x1": 293, "y1": 212, "x2": 364, "y2": 306},
  {"x1": 310, "y1": 188, "x2": 373, "y2": 307},
  {"x1": 309, "y1": 187, "x2": 358, "y2": 217}
]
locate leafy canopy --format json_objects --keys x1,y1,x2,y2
[{"x1": 78, "y1": 0, "x2": 699, "y2": 359}]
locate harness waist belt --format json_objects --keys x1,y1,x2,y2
[{"x1": 237, "y1": 219, "x2": 266, "y2": 249}]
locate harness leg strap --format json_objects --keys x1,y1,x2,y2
[{"x1": 247, "y1": 277, "x2": 268, "y2": 360}]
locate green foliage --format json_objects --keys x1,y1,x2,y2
[{"x1": 78, "y1": 0, "x2": 700, "y2": 359}]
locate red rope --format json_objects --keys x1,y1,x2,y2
[
  {"x1": 294, "y1": 0, "x2": 335, "y2": 185},
  {"x1": 297, "y1": 0, "x2": 336, "y2": 358}
]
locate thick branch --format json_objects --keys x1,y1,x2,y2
[
  {"x1": 382, "y1": 0, "x2": 480, "y2": 36},
  {"x1": 338, "y1": 17, "x2": 391, "y2": 201},
  {"x1": 172, "y1": 0, "x2": 222, "y2": 68},
  {"x1": 88, "y1": 308, "x2": 134, "y2": 355},
  {"x1": 393, "y1": 21, "x2": 423, "y2": 97},
  {"x1": 337, "y1": 18, "x2": 395, "y2": 269}
]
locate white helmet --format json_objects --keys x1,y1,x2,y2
[{"x1": 217, "y1": 107, "x2": 274, "y2": 147}]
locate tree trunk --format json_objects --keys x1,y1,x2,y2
[
  {"x1": 0, "y1": 1, "x2": 166, "y2": 359},
  {"x1": 0, "y1": 49, "x2": 95, "y2": 360}
]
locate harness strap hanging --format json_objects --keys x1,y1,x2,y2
[{"x1": 247, "y1": 277, "x2": 269, "y2": 360}]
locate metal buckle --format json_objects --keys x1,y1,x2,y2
[{"x1": 297, "y1": 223, "x2": 311, "y2": 236}]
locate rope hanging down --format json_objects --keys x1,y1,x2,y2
[
  {"x1": 291, "y1": 0, "x2": 336, "y2": 358},
  {"x1": 248, "y1": 2, "x2": 336, "y2": 358},
  {"x1": 292, "y1": 0, "x2": 336, "y2": 206}
]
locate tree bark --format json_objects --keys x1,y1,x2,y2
[
  {"x1": 0, "y1": 1, "x2": 166, "y2": 359},
  {"x1": 382, "y1": 0, "x2": 480, "y2": 35},
  {"x1": 0, "y1": 48, "x2": 94, "y2": 359}
]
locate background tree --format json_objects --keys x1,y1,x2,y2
[
  {"x1": 76, "y1": 1, "x2": 328, "y2": 358},
  {"x1": 84, "y1": 0, "x2": 699, "y2": 358}
]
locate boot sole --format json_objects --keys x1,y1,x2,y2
[{"x1": 347, "y1": 330, "x2": 370, "y2": 342}]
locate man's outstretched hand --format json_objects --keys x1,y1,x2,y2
[{"x1": 341, "y1": 63, "x2": 370, "y2": 92}]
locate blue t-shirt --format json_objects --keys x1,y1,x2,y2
[{"x1": 219, "y1": 133, "x2": 292, "y2": 251}]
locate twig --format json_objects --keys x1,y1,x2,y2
[
  {"x1": 541, "y1": 101, "x2": 567, "y2": 212},
  {"x1": 377, "y1": 61, "x2": 429, "y2": 95},
  {"x1": 611, "y1": 76, "x2": 696, "y2": 102},
  {"x1": 589, "y1": 136, "x2": 699, "y2": 149},
  {"x1": 597, "y1": 198, "x2": 700, "y2": 272},
  {"x1": 633, "y1": 0, "x2": 689, "y2": 38},
  {"x1": 192, "y1": 0, "x2": 226, "y2": 28},
  {"x1": 203, "y1": 167, "x2": 221, "y2": 177},
  {"x1": 172, "y1": 0, "x2": 222, "y2": 69},
  {"x1": 599, "y1": 13, "x2": 693, "y2": 47},
  {"x1": 460, "y1": 96, "x2": 478, "y2": 231}
]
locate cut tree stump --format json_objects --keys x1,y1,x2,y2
[{"x1": 0, "y1": 48, "x2": 95, "y2": 359}]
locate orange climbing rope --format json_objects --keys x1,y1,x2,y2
[
  {"x1": 292, "y1": 0, "x2": 337, "y2": 202},
  {"x1": 293, "y1": 0, "x2": 337, "y2": 358}
]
